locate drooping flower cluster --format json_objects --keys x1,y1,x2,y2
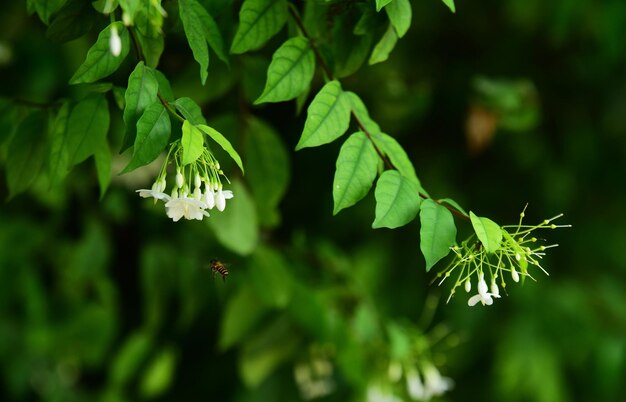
[
  {"x1": 403, "y1": 363, "x2": 454, "y2": 401},
  {"x1": 136, "y1": 141, "x2": 233, "y2": 222},
  {"x1": 434, "y1": 207, "x2": 570, "y2": 306},
  {"x1": 367, "y1": 361, "x2": 453, "y2": 402},
  {"x1": 293, "y1": 347, "x2": 336, "y2": 400}
]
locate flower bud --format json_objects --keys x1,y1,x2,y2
[
  {"x1": 194, "y1": 174, "x2": 201, "y2": 189},
  {"x1": 176, "y1": 170, "x2": 184, "y2": 188},
  {"x1": 477, "y1": 273, "x2": 488, "y2": 296},
  {"x1": 109, "y1": 26, "x2": 122, "y2": 57},
  {"x1": 122, "y1": 12, "x2": 132, "y2": 26},
  {"x1": 511, "y1": 267, "x2": 520, "y2": 282},
  {"x1": 490, "y1": 280, "x2": 500, "y2": 297},
  {"x1": 193, "y1": 187, "x2": 202, "y2": 200},
  {"x1": 464, "y1": 278, "x2": 471, "y2": 293}
]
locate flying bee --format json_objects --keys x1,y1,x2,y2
[{"x1": 209, "y1": 259, "x2": 229, "y2": 282}]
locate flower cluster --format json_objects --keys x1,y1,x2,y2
[
  {"x1": 136, "y1": 141, "x2": 233, "y2": 222},
  {"x1": 367, "y1": 361, "x2": 453, "y2": 402},
  {"x1": 433, "y1": 208, "x2": 570, "y2": 306},
  {"x1": 293, "y1": 350, "x2": 335, "y2": 400},
  {"x1": 403, "y1": 363, "x2": 453, "y2": 401}
]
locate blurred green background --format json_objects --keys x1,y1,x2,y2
[{"x1": 1, "y1": 0, "x2": 625, "y2": 401}]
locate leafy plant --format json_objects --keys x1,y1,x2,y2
[{"x1": 0, "y1": 0, "x2": 582, "y2": 401}]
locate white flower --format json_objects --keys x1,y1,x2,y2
[
  {"x1": 136, "y1": 187, "x2": 170, "y2": 203},
  {"x1": 215, "y1": 188, "x2": 234, "y2": 212},
  {"x1": 405, "y1": 368, "x2": 426, "y2": 400},
  {"x1": 366, "y1": 385, "x2": 402, "y2": 402},
  {"x1": 490, "y1": 280, "x2": 500, "y2": 297},
  {"x1": 387, "y1": 362, "x2": 402, "y2": 383},
  {"x1": 164, "y1": 196, "x2": 209, "y2": 222},
  {"x1": 193, "y1": 186, "x2": 202, "y2": 200},
  {"x1": 109, "y1": 25, "x2": 122, "y2": 57},
  {"x1": 468, "y1": 272, "x2": 500, "y2": 306},
  {"x1": 422, "y1": 364, "x2": 453, "y2": 399},
  {"x1": 203, "y1": 184, "x2": 216, "y2": 209}
]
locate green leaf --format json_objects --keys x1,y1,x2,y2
[
  {"x1": 27, "y1": 0, "x2": 66, "y2": 24},
  {"x1": 249, "y1": 247, "x2": 293, "y2": 308},
  {"x1": 332, "y1": 17, "x2": 373, "y2": 78},
  {"x1": 134, "y1": 3, "x2": 165, "y2": 67},
  {"x1": 375, "y1": 0, "x2": 394, "y2": 12},
  {"x1": 470, "y1": 211, "x2": 502, "y2": 253},
  {"x1": 295, "y1": 84, "x2": 311, "y2": 115},
  {"x1": 179, "y1": 0, "x2": 228, "y2": 84},
  {"x1": 154, "y1": 70, "x2": 175, "y2": 102},
  {"x1": 181, "y1": 120, "x2": 204, "y2": 166},
  {"x1": 69, "y1": 22, "x2": 130, "y2": 84},
  {"x1": 387, "y1": 322, "x2": 411, "y2": 361},
  {"x1": 196, "y1": 124, "x2": 244, "y2": 174},
  {"x1": 333, "y1": 132, "x2": 380, "y2": 215},
  {"x1": 110, "y1": 331, "x2": 153, "y2": 386},
  {"x1": 352, "y1": 303, "x2": 380, "y2": 342},
  {"x1": 92, "y1": 0, "x2": 119, "y2": 14},
  {"x1": 373, "y1": 170, "x2": 421, "y2": 229},
  {"x1": 241, "y1": 55, "x2": 271, "y2": 102},
  {"x1": 94, "y1": 138, "x2": 111, "y2": 199},
  {"x1": 244, "y1": 117, "x2": 289, "y2": 226},
  {"x1": 112, "y1": 86, "x2": 126, "y2": 109},
  {"x1": 135, "y1": 30, "x2": 164, "y2": 69},
  {"x1": 119, "y1": 0, "x2": 140, "y2": 20},
  {"x1": 122, "y1": 62, "x2": 159, "y2": 150},
  {"x1": 207, "y1": 180, "x2": 259, "y2": 255},
  {"x1": 287, "y1": 284, "x2": 331, "y2": 340},
  {"x1": 0, "y1": 98, "x2": 17, "y2": 146},
  {"x1": 135, "y1": 0, "x2": 164, "y2": 36},
  {"x1": 219, "y1": 285, "x2": 267, "y2": 351},
  {"x1": 371, "y1": 132, "x2": 422, "y2": 191},
  {"x1": 230, "y1": 0, "x2": 288, "y2": 54},
  {"x1": 255, "y1": 37, "x2": 315, "y2": 104},
  {"x1": 46, "y1": 0, "x2": 98, "y2": 43},
  {"x1": 369, "y1": 24, "x2": 398, "y2": 65},
  {"x1": 296, "y1": 80, "x2": 352, "y2": 150},
  {"x1": 346, "y1": 91, "x2": 381, "y2": 134},
  {"x1": 442, "y1": 0, "x2": 456, "y2": 13},
  {"x1": 66, "y1": 93, "x2": 110, "y2": 165},
  {"x1": 385, "y1": 0, "x2": 412, "y2": 38},
  {"x1": 139, "y1": 347, "x2": 177, "y2": 399},
  {"x1": 48, "y1": 102, "x2": 72, "y2": 186},
  {"x1": 173, "y1": 97, "x2": 206, "y2": 125},
  {"x1": 419, "y1": 199, "x2": 456, "y2": 271},
  {"x1": 238, "y1": 316, "x2": 299, "y2": 387},
  {"x1": 6, "y1": 111, "x2": 48, "y2": 198},
  {"x1": 122, "y1": 102, "x2": 171, "y2": 173},
  {"x1": 438, "y1": 198, "x2": 468, "y2": 217}
]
